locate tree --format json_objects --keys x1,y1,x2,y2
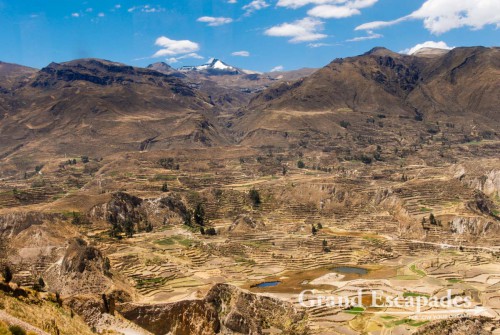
[
  {"x1": 2, "y1": 265, "x2": 13, "y2": 283},
  {"x1": 55, "y1": 292, "x2": 63, "y2": 307},
  {"x1": 429, "y1": 213, "x2": 437, "y2": 225},
  {"x1": 249, "y1": 189, "x2": 261, "y2": 207},
  {"x1": 161, "y1": 182, "x2": 169, "y2": 192},
  {"x1": 33, "y1": 277, "x2": 45, "y2": 291},
  {"x1": 312, "y1": 225, "x2": 317, "y2": 235},
  {"x1": 297, "y1": 160, "x2": 306, "y2": 169},
  {"x1": 81, "y1": 156, "x2": 89, "y2": 164},
  {"x1": 109, "y1": 223, "x2": 123, "y2": 239},
  {"x1": 183, "y1": 211, "x2": 193, "y2": 227},
  {"x1": 194, "y1": 203, "x2": 205, "y2": 226},
  {"x1": 144, "y1": 220, "x2": 153, "y2": 233},
  {"x1": 124, "y1": 220, "x2": 134, "y2": 238}
]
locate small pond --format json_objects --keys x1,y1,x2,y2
[{"x1": 251, "y1": 281, "x2": 281, "y2": 288}]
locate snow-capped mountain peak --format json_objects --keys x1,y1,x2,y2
[{"x1": 179, "y1": 58, "x2": 241, "y2": 75}]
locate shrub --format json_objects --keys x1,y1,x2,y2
[
  {"x1": 340, "y1": 120, "x2": 350, "y2": 128},
  {"x1": 144, "y1": 220, "x2": 153, "y2": 233},
  {"x1": 159, "y1": 158, "x2": 176, "y2": 170},
  {"x1": 361, "y1": 155, "x2": 372, "y2": 164},
  {"x1": 205, "y1": 227, "x2": 217, "y2": 236},
  {"x1": 71, "y1": 212, "x2": 90, "y2": 225},
  {"x1": 297, "y1": 160, "x2": 306, "y2": 169},
  {"x1": 81, "y1": 156, "x2": 89, "y2": 163},
  {"x1": 9, "y1": 325, "x2": 27, "y2": 335}
]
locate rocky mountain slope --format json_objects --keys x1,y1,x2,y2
[
  {"x1": 234, "y1": 47, "x2": 499, "y2": 149},
  {"x1": 0, "y1": 59, "x2": 230, "y2": 175}
]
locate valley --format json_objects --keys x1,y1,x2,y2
[{"x1": 0, "y1": 47, "x2": 499, "y2": 335}]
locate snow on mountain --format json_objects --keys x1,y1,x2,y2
[{"x1": 179, "y1": 58, "x2": 246, "y2": 75}]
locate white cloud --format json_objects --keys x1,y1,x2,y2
[
  {"x1": 71, "y1": 13, "x2": 80, "y2": 18},
  {"x1": 308, "y1": 42, "x2": 332, "y2": 47},
  {"x1": 307, "y1": 0, "x2": 377, "y2": 18},
  {"x1": 98, "y1": 12, "x2": 105, "y2": 17},
  {"x1": 153, "y1": 37, "x2": 200, "y2": 57},
  {"x1": 115, "y1": 4, "x2": 121, "y2": 9},
  {"x1": 346, "y1": 30, "x2": 382, "y2": 42},
  {"x1": 228, "y1": 0, "x2": 237, "y2": 3},
  {"x1": 128, "y1": 5, "x2": 165, "y2": 13},
  {"x1": 271, "y1": 65, "x2": 284, "y2": 72},
  {"x1": 85, "y1": 8, "x2": 93, "y2": 13},
  {"x1": 232, "y1": 51, "x2": 250, "y2": 56},
  {"x1": 356, "y1": 0, "x2": 500, "y2": 34},
  {"x1": 265, "y1": 17, "x2": 327, "y2": 43},
  {"x1": 243, "y1": 0, "x2": 269, "y2": 15},
  {"x1": 275, "y1": 0, "x2": 378, "y2": 19},
  {"x1": 400, "y1": 41, "x2": 453, "y2": 55},
  {"x1": 277, "y1": 0, "x2": 334, "y2": 9},
  {"x1": 278, "y1": 0, "x2": 377, "y2": 10},
  {"x1": 166, "y1": 53, "x2": 204, "y2": 64},
  {"x1": 308, "y1": 5, "x2": 360, "y2": 18},
  {"x1": 197, "y1": 16, "x2": 233, "y2": 26},
  {"x1": 355, "y1": 17, "x2": 408, "y2": 31}
]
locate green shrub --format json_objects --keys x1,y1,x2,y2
[
  {"x1": 194, "y1": 203, "x2": 205, "y2": 226},
  {"x1": 339, "y1": 120, "x2": 350, "y2": 128},
  {"x1": 9, "y1": 325, "x2": 27, "y2": 335}
]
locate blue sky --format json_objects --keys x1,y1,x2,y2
[{"x1": 0, "y1": 0, "x2": 498, "y2": 72}]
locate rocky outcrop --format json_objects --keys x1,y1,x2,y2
[
  {"x1": 0, "y1": 212, "x2": 63, "y2": 237},
  {"x1": 45, "y1": 238, "x2": 112, "y2": 296},
  {"x1": 117, "y1": 283, "x2": 308, "y2": 335},
  {"x1": 452, "y1": 165, "x2": 500, "y2": 197},
  {"x1": 449, "y1": 217, "x2": 500, "y2": 236},
  {"x1": 228, "y1": 215, "x2": 265, "y2": 233},
  {"x1": 118, "y1": 299, "x2": 220, "y2": 335},
  {"x1": 90, "y1": 192, "x2": 147, "y2": 232},
  {"x1": 468, "y1": 191, "x2": 499, "y2": 218},
  {"x1": 414, "y1": 317, "x2": 499, "y2": 335},
  {"x1": 61, "y1": 238, "x2": 110, "y2": 275},
  {"x1": 206, "y1": 283, "x2": 308, "y2": 334}
]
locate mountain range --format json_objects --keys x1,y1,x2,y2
[{"x1": 0, "y1": 46, "x2": 498, "y2": 176}]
